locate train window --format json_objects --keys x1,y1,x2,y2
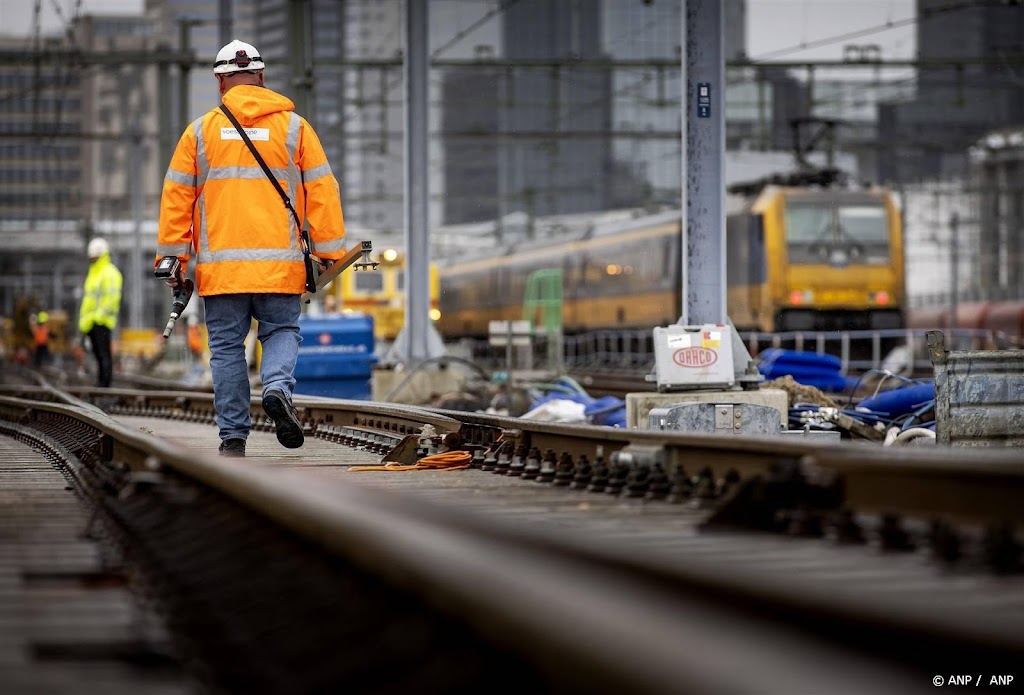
[
  {"x1": 354, "y1": 272, "x2": 384, "y2": 294},
  {"x1": 785, "y1": 202, "x2": 834, "y2": 244},
  {"x1": 785, "y1": 202, "x2": 889, "y2": 265},
  {"x1": 838, "y1": 206, "x2": 888, "y2": 244}
]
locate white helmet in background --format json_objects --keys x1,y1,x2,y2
[
  {"x1": 87, "y1": 238, "x2": 109, "y2": 259},
  {"x1": 213, "y1": 40, "x2": 265, "y2": 74}
]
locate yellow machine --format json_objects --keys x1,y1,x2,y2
[
  {"x1": 331, "y1": 248, "x2": 441, "y2": 341},
  {"x1": 3, "y1": 300, "x2": 72, "y2": 359}
]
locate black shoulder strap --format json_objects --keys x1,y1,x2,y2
[
  {"x1": 220, "y1": 103, "x2": 302, "y2": 231},
  {"x1": 220, "y1": 103, "x2": 317, "y2": 293}
]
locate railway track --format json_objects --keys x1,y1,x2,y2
[{"x1": 1, "y1": 369, "x2": 1021, "y2": 694}]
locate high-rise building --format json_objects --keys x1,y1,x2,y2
[
  {"x1": 497, "y1": 1, "x2": 612, "y2": 222},
  {"x1": 147, "y1": 0, "x2": 398, "y2": 232},
  {"x1": 330, "y1": 0, "x2": 404, "y2": 235},
  {"x1": 442, "y1": 0, "x2": 750, "y2": 226},
  {"x1": 0, "y1": 34, "x2": 82, "y2": 223},
  {"x1": 878, "y1": 0, "x2": 1024, "y2": 182},
  {"x1": 145, "y1": 0, "x2": 257, "y2": 129},
  {"x1": 441, "y1": 2, "x2": 617, "y2": 225},
  {"x1": 0, "y1": 12, "x2": 164, "y2": 320}
]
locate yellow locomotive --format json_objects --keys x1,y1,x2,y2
[
  {"x1": 330, "y1": 247, "x2": 441, "y2": 342},
  {"x1": 436, "y1": 183, "x2": 905, "y2": 338},
  {"x1": 726, "y1": 179, "x2": 904, "y2": 333}
]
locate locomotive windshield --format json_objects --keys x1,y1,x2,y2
[{"x1": 784, "y1": 199, "x2": 890, "y2": 267}]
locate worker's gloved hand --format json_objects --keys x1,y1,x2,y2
[{"x1": 315, "y1": 258, "x2": 332, "y2": 275}]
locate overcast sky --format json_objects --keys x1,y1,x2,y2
[{"x1": 0, "y1": 0, "x2": 916, "y2": 61}]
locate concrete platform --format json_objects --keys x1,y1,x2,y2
[{"x1": 625, "y1": 387, "x2": 790, "y2": 430}]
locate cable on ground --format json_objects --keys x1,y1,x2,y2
[{"x1": 349, "y1": 450, "x2": 473, "y2": 472}]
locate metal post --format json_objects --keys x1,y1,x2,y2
[
  {"x1": 288, "y1": 0, "x2": 313, "y2": 118},
  {"x1": 157, "y1": 61, "x2": 173, "y2": 178},
  {"x1": 129, "y1": 125, "x2": 144, "y2": 329},
  {"x1": 178, "y1": 20, "x2": 194, "y2": 134},
  {"x1": 218, "y1": 0, "x2": 232, "y2": 45},
  {"x1": 950, "y1": 211, "x2": 959, "y2": 331},
  {"x1": 678, "y1": 0, "x2": 688, "y2": 324},
  {"x1": 681, "y1": 0, "x2": 726, "y2": 326},
  {"x1": 1011, "y1": 162, "x2": 1024, "y2": 298},
  {"x1": 979, "y1": 163, "x2": 999, "y2": 292},
  {"x1": 757, "y1": 66, "x2": 767, "y2": 151},
  {"x1": 392, "y1": 0, "x2": 444, "y2": 364}
]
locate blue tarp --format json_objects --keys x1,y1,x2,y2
[{"x1": 758, "y1": 348, "x2": 848, "y2": 392}]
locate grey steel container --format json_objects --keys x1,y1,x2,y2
[{"x1": 927, "y1": 330, "x2": 1024, "y2": 447}]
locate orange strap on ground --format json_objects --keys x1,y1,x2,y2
[{"x1": 349, "y1": 450, "x2": 473, "y2": 472}]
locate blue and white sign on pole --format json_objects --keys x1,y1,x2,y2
[{"x1": 697, "y1": 82, "x2": 711, "y2": 118}]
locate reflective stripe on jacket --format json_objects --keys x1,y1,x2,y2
[
  {"x1": 79, "y1": 254, "x2": 123, "y2": 333},
  {"x1": 156, "y1": 85, "x2": 347, "y2": 296}
]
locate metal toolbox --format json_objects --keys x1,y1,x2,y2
[{"x1": 927, "y1": 330, "x2": 1024, "y2": 447}]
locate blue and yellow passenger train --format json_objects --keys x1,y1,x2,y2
[{"x1": 436, "y1": 181, "x2": 906, "y2": 338}]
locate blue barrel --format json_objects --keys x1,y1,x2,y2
[{"x1": 294, "y1": 314, "x2": 378, "y2": 399}]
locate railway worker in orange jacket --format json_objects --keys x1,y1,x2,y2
[
  {"x1": 156, "y1": 39, "x2": 348, "y2": 458},
  {"x1": 32, "y1": 311, "x2": 51, "y2": 368}
]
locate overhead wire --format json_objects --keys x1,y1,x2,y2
[
  {"x1": 41, "y1": 0, "x2": 80, "y2": 221},
  {"x1": 332, "y1": 0, "x2": 980, "y2": 214},
  {"x1": 748, "y1": 0, "x2": 1011, "y2": 63},
  {"x1": 336, "y1": 0, "x2": 522, "y2": 128},
  {"x1": 431, "y1": 0, "x2": 521, "y2": 59}
]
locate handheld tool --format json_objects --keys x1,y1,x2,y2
[
  {"x1": 162, "y1": 278, "x2": 195, "y2": 340},
  {"x1": 154, "y1": 256, "x2": 195, "y2": 339},
  {"x1": 300, "y1": 240, "x2": 379, "y2": 304}
]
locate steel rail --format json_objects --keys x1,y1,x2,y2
[
  {"x1": 5, "y1": 384, "x2": 1024, "y2": 527},
  {"x1": 3, "y1": 393, "x2": 1018, "y2": 694}
]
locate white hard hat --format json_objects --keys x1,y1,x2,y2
[
  {"x1": 213, "y1": 40, "x2": 265, "y2": 74},
  {"x1": 87, "y1": 238, "x2": 109, "y2": 259}
]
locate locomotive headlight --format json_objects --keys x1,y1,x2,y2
[
  {"x1": 382, "y1": 248, "x2": 399, "y2": 262},
  {"x1": 789, "y1": 289, "x2": 814, "y2": 305},
  {"x1": 829, "y1": 248, "x2": 849, "y2": 267},
  {"x1": 429, "y1": 309, "x2": 441, "y2": 321}
]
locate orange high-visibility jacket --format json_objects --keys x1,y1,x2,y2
[
  {"x1": 156, "y1": 85, "x2": 347, "y2": 296},
  {"x1": 33, "y1": 324, "x2": 50, "y2": 347},
  {"x1": 187, "y1": 322, "x2": 203, "y2": 355}
]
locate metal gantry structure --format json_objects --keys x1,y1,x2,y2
[{"x1": 2, "y1": 1, "x2": 1023, "y2": 334}]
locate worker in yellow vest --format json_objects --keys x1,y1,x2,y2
[{"x1": 78, "y1": 238, "x2": 123, "y2": 387}]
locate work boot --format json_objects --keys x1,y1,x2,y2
[
  {"x1": 219, "y1": 438, "x2": 246, "y2": 457},
  {"x1": 262, "y1": 390, "x2": 304, "y2": 449}
]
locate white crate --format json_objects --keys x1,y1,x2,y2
[{"x1": 652, "y1": 324, "x2": 735, "y2": 392}]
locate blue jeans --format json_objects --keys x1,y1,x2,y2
[{"x1": 204, "y1": 293, "x2": 302, "y2": 441}]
